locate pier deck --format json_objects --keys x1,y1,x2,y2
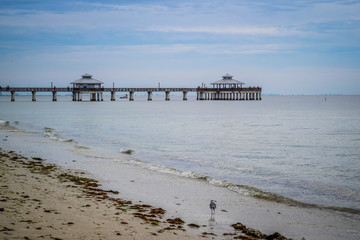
[{"x1": 0, "y1": 87, "x2": 261, "y2": 101}]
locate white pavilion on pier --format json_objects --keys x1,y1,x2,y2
[
  {"x1": 211, "y1": 74, "x2": 245, "y2": 89},
  {"x1": 70, "y1": 73, "x2": 104, "y2": 101},
  {"x1": 197, "y1": 73, "x2": 261, "y2": 100}
]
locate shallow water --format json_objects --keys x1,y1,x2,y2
[{"x1": 1, "y1": 94, "x2": 360, "y2": 239}]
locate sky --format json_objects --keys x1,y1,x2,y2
[{"x1": 0, "y1": 0, "x2": 360, "y2": 95}]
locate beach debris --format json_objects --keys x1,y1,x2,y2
[
  {"x1": 223, "y1": 232, "x2": 237, "y2": 236},
  {"x1": 121, "y1": 149, "x2": 134, "y2": 155},
  {"x1": 19, "y1": 219, "x2": 36, "y2": 224},
  {"x1": 166, "y1": 218, "x2": 184, "y2": 225},
  {"x1": 132, "y1": 212, "x2": 161, "y2": 226},
  {"x1": 149, "y1": 208, "x2": 165, "y2": 215},
  {"x1": 58, "y1": 173, "x2": 100, "y2": 188},
  {"x1": 232, "y1": 222, "x2": 266, "y2": 239},
  {"x1": 0, "y1": 226, "x2": 14, "y2": 232},
  {"x1": 44, "y1": 209, "x2": 56, "y2": 213},
  {"x1": 187, "y1": 223, "x2": 200, "y2": 228},
  {"x1": 202, "y1": 232, "x2": 217, "y2": 236},
  {"x1": 232, "y1": 222, "x2": 293, "y2": 240}
]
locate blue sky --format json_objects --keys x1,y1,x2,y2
[{"x1": 0, "y1": 0, "x2": 359, "y2": 94}]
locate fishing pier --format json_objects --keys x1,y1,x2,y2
[{"x1": 0, "y1": 73, "x2": 262, "y2": 102}]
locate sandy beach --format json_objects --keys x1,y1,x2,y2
[
  {"x1": 0, "y1": 149, "x2": 199, "y2": 240},
  {"x1": 1, "y1": 148, "x2": 294, "y2": 240}
]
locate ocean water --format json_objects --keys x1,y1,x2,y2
[{"x1": 1, "y1": 94, "x2": 360, "y2": 239}]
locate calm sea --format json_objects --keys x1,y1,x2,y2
[
  {"x1": 1, "y1": 95, "x2": 359, "y2": 210},
  {"x1": 1, "y1": 94, "x2": 360, "y2": 239}
]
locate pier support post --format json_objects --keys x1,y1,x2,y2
[
  {"x1": 52, "y1": 91, "x2": 57, "y2": 101},
  {"x1": 32, "y1": 91, "x2": 36, "y2": 101},
  {"x1": 200, "y1": 91, "x2": 204, "y2": 100},
  {"x1": 183, "y1": 91, "x2": 187, "y2": 101},
  {"x1": 129, "y1": 91, "x2": 134, "y2": 101},
  {"x1": 111, "y1": 91, "x2": 116, "y2": 101},
  {"x1": 72, "y1": 92, "x2": 76, "y2": 101},
  {"x1": 90, "y1": 93, "x2": 96, "y2": 101},
  {"x1": 147, "y1": 91, "x2": 152, "y2": 101},
  {"x1": 101, "y1": 92, "x2": 103, "y2": 101},
  {"x1": 11, "y1": 91, "x2": 15, "y2": 102},
  {"x1": 165, "y1": 91, "x2": 170, "y2": 101},
  {"x1": 79, "y1": 93, "x2": 82, "y2": 101},
  {"x1": 259, "y1": 92, "x2": 262, "y2": 100}
]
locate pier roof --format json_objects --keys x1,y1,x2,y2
[
  {"x1": 211, "y1": 74, "x2": 245, "y2": 85},
  {"x1": 70, "y1": 73, "x2": 104, "y2": 84}
]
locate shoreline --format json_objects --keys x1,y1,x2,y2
[
  {"x1": 0, "y1": 148, "x2": 197, "y2": 239},
  {"x1": 0, "y1": 148, "x2": 292, "y2": 240}
]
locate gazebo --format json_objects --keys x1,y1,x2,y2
[
  {"x1": 70, "y1": 73, "x2": 104, "y2": 101},
  {"x1": 211, "y1": 74, "x2": 244, "y2": 89},
  {"x1": 196, "y1": 73, "x2": 261, "y2": 100},
  {"x1": 71, "y1": 73, "x2": 104, "y2": 89}
]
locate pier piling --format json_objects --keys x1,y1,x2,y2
[
  {"x1": 52, "y1": 91, "x2": 57, "y2": 101},
  {"x1": 11, "y1": 91, "x2": 15, "y2": 101},
  {"x1": 129, "y1": 91, "x2": 134, "y2": 101},
  {"x1": 183, "y1": 91, "x2": 188, "y2": 101},
  {"x1": 165, "y1": 91, "x2": 170, "y2": 101},
  {"x1": 32, "y1": 91, "x2": 36, "y2": 101}
]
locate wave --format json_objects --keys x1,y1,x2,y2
[
  {"x1": 119, "y1": 156, "x2": 360, "y2": 215},
  {"x1": 43, "y1": 127, "x2": 75, "y2": 143},
  {"x1": 0, "y1": 120, "x2": 22, "y2": 132}
]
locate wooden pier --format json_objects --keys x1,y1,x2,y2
[
  {"x1": 0, "y1": 73, "x2": 261, "y2": 102},
  {"x1": 0, "y1": 87, "x2": 261, "y2": 101},
  {"x1": 0, "y1": 87, "x2": 198, "y2": 102}
]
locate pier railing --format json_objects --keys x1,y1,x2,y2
[
  {"x1": 0, "y1": 86, "x2": 261, "y2": 101},
  {"x1": 0, "y1": 87, "x2": 197, "y2": 92},
  {"x1": 196, "y1": 87, "x2": 262, "y2": 92}
]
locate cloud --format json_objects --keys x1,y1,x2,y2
[
  {"x1": 60, "y1": 43, "x2": 294, "y2": 56},
  {"x1": 141, "y1": 26, "x2": 298, "y2": 36}
]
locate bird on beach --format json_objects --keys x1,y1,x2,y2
[{"x1": 210, "y1": 200, "x2": 217, "y2": 215}]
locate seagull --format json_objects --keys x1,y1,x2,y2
[{"x1": 210, "y1": 200, "x2": 217, "y2": 214}]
